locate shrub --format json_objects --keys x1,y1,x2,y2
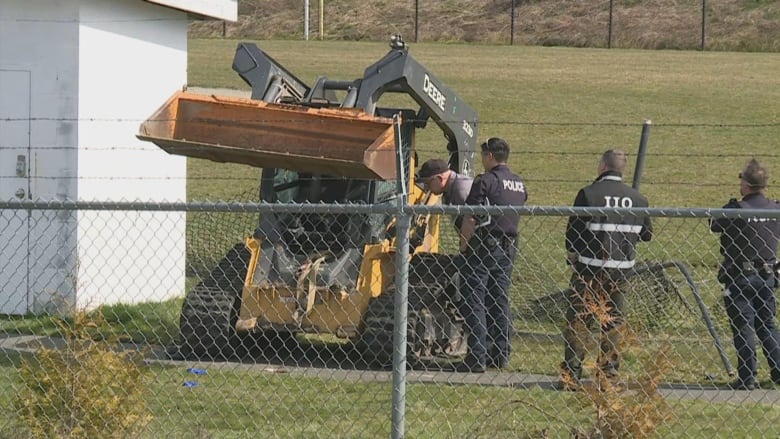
[{"x1": 15, "y1": 309, "x2": 152, "y2": 438}]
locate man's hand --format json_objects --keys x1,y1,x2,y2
[
  {"x1": 459, "y1": 216, "x2": 476, "y2": 254},
  {"x1": 459, "y1": 233, "x2": 470, "y2": 253}
]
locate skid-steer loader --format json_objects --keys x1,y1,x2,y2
[{"x1": 138, "y1": 36, "x2": 478, "y2": 366}]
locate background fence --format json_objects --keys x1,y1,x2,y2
[
  {"x1": 2, "y1": 200, "x2": 780, "y2": 438},
  {"x1": 190, "y1": 0, "x2": 780, "y2": 52}
]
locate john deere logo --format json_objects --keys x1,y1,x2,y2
[{"x1": 423, "y1": 74, "x2": 446, "y2": 112}]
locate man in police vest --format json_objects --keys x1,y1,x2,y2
[
  {"x1": 560, "y1": 148, "x2": 652, "y2": 389},
  {"x1": 711, "y1": 159, "x2": 780, "y2": 390},
  {"x1": 456, "y1": 137, "x2": 527, "y2": 373}
]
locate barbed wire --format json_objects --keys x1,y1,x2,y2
[
  {"x1": 0, "y1": 18, "x2": 187, "y2": 24},
  {"x1": 0, "y1": 176, "x2": 254, "y2": 181},
  {"x1": 0, "y1": 174, "x2": 742, "y2": 188},
  {"x1": 4, "y1": 144, "x2": 779, "y2": 160},
  {"x1": 3, "y1": 116, "x2": 779, "y2": 128},
  {"x1": 414, "y1": 148, "x2": 780, "y2": 158}
]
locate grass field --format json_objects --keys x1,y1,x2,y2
[
  {"x1": 2, "y1": 40, "x2": 780, "y2": 437},
  {"x1": 5, "y1": 38, "x2": 778, "y2": 376},
  {"x1": 184, "y1": 37, "x2": 779, "y2": 376},
  {"x1": 186, "y1": 37, "x2": 780, "y2": 391},
  {"x1": 2, "y1": 354, "x2": 780, "y2": 438},
  {"x1": 187, "y1": 39, "x2": 779, "y2": 207}
]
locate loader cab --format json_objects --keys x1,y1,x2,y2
[
  {"x1": 255, "y1": 116, "x2": 416, "y2": 256},
  {"x1": 258, "y1": 167, "x2": 410, "y2": 254}
]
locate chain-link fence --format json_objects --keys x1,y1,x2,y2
[
  {"x1": 2, "y1": 200, "x2": 780, "y2": 438},
  {"x1": 191, "y1": 0, "x2": 780, "y2": 52}
]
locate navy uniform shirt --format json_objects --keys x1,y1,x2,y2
[
  {"x1": 710, "y1": 193, "x2": 780, "y2": 268},
  {"x1": 465, "y1": 164, "x2": 527, "y2": 236}
]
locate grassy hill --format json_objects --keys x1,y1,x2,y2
[{"x1": 190, "y1": 0, "x2": 780, "y2": 51}]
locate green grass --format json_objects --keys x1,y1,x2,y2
[
  {"x1": 0, "y1": 311, "x2": 741, "y2": 383},
  {"x1": 3, "y1": 40, "x2": 779, "y2": 435},
  {"x1": 186, "y1": 40, "x2": 780, "y2": 432},
  {"x1": 97, "y1": 299, "x2": 183, "y2": 345},
  {"x1": 189, "y1": 40, "x2": 775, "y2": 298},
  {"x1": 1, "y1": 360, "x2": 779, "y2": 438},
  {"x1": 187, "y1": 39, "x2": 779, "y2": 208},
  {"x1": 184, "y1": 41, "x2": 778, "y2": 322},
  {"x1": 0, "y1": 299, "x2": 182, "y2": 346},
  {"x1": 9, "y1": 38, "x2": 768, "y2": 380}
]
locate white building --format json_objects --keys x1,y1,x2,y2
[{"x1": 0, "y1": 0, "x2": 237, "y2": 314}]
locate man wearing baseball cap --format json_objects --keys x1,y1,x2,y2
[{"x1": 417, "y1": 158, "x2": 473, "y2": 230}]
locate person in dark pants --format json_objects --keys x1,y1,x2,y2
[
  {"x1": 456, "y1": 138, "x2": 527, "y2": 373},
  {"x1": 710, "y1": 158, "x2": 780, "y2": 391},
  {"x1": 417, "y1": 158, "x2": 474, "y2": 358},
  {"x1": 560, "y1": 149, "x2": 652, "y2": 389}
]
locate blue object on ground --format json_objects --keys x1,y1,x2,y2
[
  {"x1": 187, "y1": 367, "x2": 207, "y2": 375},
  {"x1": 182, "y1": 381, "x2": 199, "y2": 388}
]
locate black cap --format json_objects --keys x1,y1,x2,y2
[{"x1": 418, "y1": 159, "x2": 449, "y2": 179}]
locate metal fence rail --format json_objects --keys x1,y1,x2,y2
[{"x1": 2, "y1": 200, "x2": 780, "y2": 438}]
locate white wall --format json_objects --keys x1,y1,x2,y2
[
  {"x1": 76, "y1": 0, "x2": 187, "y2": 307},
  {"x1": 0, "y1": 0, "x2": 189, "y2": 313}
]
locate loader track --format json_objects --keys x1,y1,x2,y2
[
  {"x1": 357, "y1": 289, "x2": 420, "y2": 368},
  {"x1": 177, "y1": 243, "x2": 251, "y2": 360},
  {"x1": 357, "y1": 254, "x2": 466, "y2": 368}
]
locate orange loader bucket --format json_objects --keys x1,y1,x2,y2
[{"x1": 138, "y1": 91, "x2": 398, "y2": 180}]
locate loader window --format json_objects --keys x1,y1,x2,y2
[
  {"x1": 373, "y1": 180, "x2": 397, "y2": 203},
  {"x1": 264, "y1": 168, "x2": 373, "y2": 254},
  {"x1": 268, "y1": 169, "x2": 371, "y2": 204},
  {"x1": 296, "y1": 174, "x2": 370, "y2": 204},
  {"x1": 272, "y1": 169, "x2": 299, "y2": 203}
]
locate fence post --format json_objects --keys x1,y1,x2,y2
[
  {"x1": 510, "y1": 0, "x2": 516, "y2": 45},
  {"x1": 304, "y1": 0, "x2": 310, "y2": 41},
  {"x1": 608, "y1": 0, "x2": 614, "y2": 48},
  {"x1": 414, "y1": 0, "x2": 419, "y2": 43},
  {"x1": 632, "y1": 120, "x2": 651, "y2": 190},
  {"x1": 391, "y1": 114, "x2": 409, "y2": 439},
  {"x1": 700, "y1": 0, "x2": 707, "y2": 51},
  {"x1": 319, "y1": 0, "x2": 324, "y2": 40}
]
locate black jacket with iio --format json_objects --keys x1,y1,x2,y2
[{"x1": 565, "y1": 171, "x2": 653, "y2": 271}]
